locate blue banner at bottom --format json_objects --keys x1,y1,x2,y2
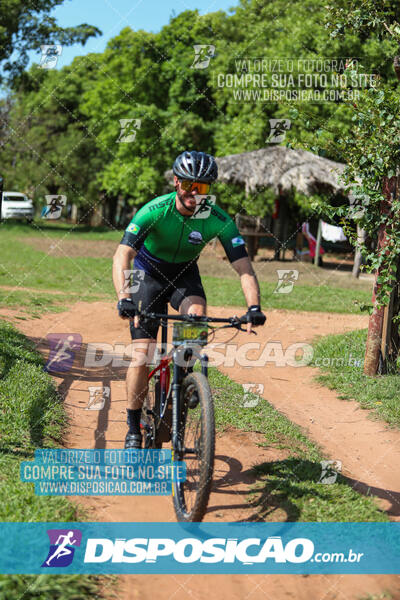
[{"x1": 1, "y1": 522, "x2": 399, "y2": 574}]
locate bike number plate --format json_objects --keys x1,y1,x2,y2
[{"x1": 172, "y1": 322, "x2": 208, "y2": 346}]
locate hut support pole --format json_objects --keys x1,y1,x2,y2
[
  {"x1": 314, "y1": 220, "x2": 322, "y2": 266},
  {"x1": 352, "y1": 225, "x2": 366, "y2": 278}
]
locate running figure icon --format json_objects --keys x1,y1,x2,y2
[
  {"x1": 41, "y1": 528, "x2": 82, "y2": 568},
  {"x1": 46, "y1": 531, "x2": 77, "y2": 566},
  {"x1": 45, "y1": 333, "x2": 82, "y2": 373}
]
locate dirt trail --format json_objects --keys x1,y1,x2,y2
[
  {"x1": 10, "y1": 302, "x2": 400, "y2": 600},
  {"x1": 216, "y1": 307, "x2": 400, "y2": 521}
]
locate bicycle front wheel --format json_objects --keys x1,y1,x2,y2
[{"x1": 173, "y1": 372, "x2": 215, "y2": 522}]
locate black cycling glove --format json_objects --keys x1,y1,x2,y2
[
  {"x1": 117, "y1": 298, "x2": 136, "y2": 318},
  {"x1": 244, "y1": 304, "x2": 266, "y2": 326}
]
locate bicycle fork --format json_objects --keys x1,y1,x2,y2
[
  {"x1": 170, "y1": 347, "x2": 209, "y2": 455},
  {"x1": 171, "y1": 358, "x2": 182, "y2": 456}
]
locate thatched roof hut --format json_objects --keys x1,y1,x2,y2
[{"x1": 165, "y1": 146, "x2": 349, "y2": 197}]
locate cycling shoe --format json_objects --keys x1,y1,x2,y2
[{"x1": 124, "y1": 431, "x2": 142, "y2": 449}]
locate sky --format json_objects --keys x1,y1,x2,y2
[{"x1": 29, "y1": 0, "x2": 237, "y2": 69}]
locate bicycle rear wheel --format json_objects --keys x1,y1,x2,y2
[{"x1": 173, "y1": 372, "x2": 215, "y2": 522}]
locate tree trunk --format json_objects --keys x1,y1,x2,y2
[
  {"x1": 364, "y1": 176, "x2": 398, "y2": 375},
  {"x1": 246, "y1": 236, "x2": 256, "y2": 261},
  {"x1": 0, "y1": 175, "x2": 3, "y2": 222},
  {"x1": 106, "y1": 195, "x2": 118, "y2": 227},
  {"x1": 352, "y1": 225, "x2": 366, "y2": 278},
  {"x1": 70, "y1": 204, "x2": 78, "y2": 224},
  {"x1": 364, "y1": 60, "x2": 400, "y2": 374},
  {"x1": 381, "y1": 251, "x2": 400, "y2": 371},
  {"x1": 90, "y1": 204, "x2": 104, "y2": 227},
  {"x1": 364, "y1": 303, "x2": 385, "y2": 376}
]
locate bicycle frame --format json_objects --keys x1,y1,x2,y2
[
  {"x1": 140, "y1": 307, "x2": 249, "y2": 521},
  {"x1": 147, "y1": 309, "x2": 209, "y2": 453}
]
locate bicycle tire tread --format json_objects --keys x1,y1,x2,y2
[{"x1": 173, "y1": 372, "x2": 215, "y2": 522}]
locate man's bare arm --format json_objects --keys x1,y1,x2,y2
[
  {"x1": 112, "y1": 244, "x2": 137, "y2": 300},
  {"x1": 231, "y1": 256, "x2": 260, "y2": 306},
  {"x1": 231, "y1": 256, "x2": 265, "y2": 333}
]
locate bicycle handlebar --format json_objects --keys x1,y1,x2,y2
[{"x1": 138, "y1": 311, "x2": 247, "y2": 326}]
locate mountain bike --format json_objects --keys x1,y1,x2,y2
[{"x1": 139, "y1": 308, "x2": 248, "y2": 522}]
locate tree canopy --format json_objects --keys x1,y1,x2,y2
[
  {"x1": 0, "y1": 0, "x2": 101, "y2": 83},
  {"x1": 0, "y1": 0, "x2": 398, "y2": 222}
]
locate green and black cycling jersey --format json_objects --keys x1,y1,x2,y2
[{"x1": 120, "y1": 192, "x2": 248, "y2": 279}]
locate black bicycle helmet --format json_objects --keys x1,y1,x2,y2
[{"x1": 172, "y1": 150, "x2": 218, "y2": 183}]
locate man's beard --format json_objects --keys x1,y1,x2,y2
[{"x1": 176, "y1": 187, "x2": 196, "y2": 213}]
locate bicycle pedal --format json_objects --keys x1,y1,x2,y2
[{"x1": 140, "y1": 419, "x2": 151, "y2": 431}]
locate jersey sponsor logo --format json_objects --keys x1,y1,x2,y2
[
  {"x1": 232, "y1": 236, "x2": 245, "y2": 247},
  {"x1": 126, "y1": 223, "x2": 140, "y2": 235},
  {"x1": 148, "y1": 200, "x2": 168, "y2": 212},
  {"x1": 188, "y1": 231, "x2": 203, "y2": 245}
]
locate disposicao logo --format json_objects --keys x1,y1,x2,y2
[
  {"x1": 83, "y1": 536, "x2": 314, "y2": 564},
  {"x1": 42, "y1": 529, "x2": 82, "y2": 568}
]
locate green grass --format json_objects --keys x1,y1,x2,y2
[
  {"x1": 208, "y1": 367, "x2": 388, "y2": 522},
  {"x1": 0, "y1": 289, "x2": 80, "y2": 316},
  {"x1": 0, "y1": 319, "x2": 103, "y2": 599},
  {"x1": 0, "y1": 322, "x2": 65, "y2": 449},
  {"x1": 1, "y1": 219, "x2": 122, "y2": 241},
  {"x1": 0, "y1": 574, "x2": 104, "y2": 600},
  {"x1": 0, "y1": 237, "x2": 113, "y2": 295},
  {"x1": 311, "y1": 329, "x2": 400, "y2": 427},
  {"x1": 0, "y1": 228, "x2": 114, "y2": 315},
  {"x1": 203, "y1": 276, "x2": 371, "y2": 314}
]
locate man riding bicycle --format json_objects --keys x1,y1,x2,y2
[{"x1": 112, "y1": 150, "x2": 266, "y2": 449}]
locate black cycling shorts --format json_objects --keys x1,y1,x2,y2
[{"x1": 129, "y1": 262, "x2": 206, "y2": 340}]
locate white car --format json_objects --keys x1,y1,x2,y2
[{"x1": 1, "y1": 191, "x2": 35, "y2": 222}]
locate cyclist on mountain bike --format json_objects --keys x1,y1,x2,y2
[{"x1": 112, "y1": 150, "x2": 266, "y2": 449}]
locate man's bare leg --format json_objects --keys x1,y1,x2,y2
[
  {"x1": 124, "y1": 338, "x2": 156, "y2": 448},
  {"x1": 123, "y1": 300, "x2": 205, "y2": 448},
  {"x1": 179, "y1": 295, "x2": 206, "y2": 317}
]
